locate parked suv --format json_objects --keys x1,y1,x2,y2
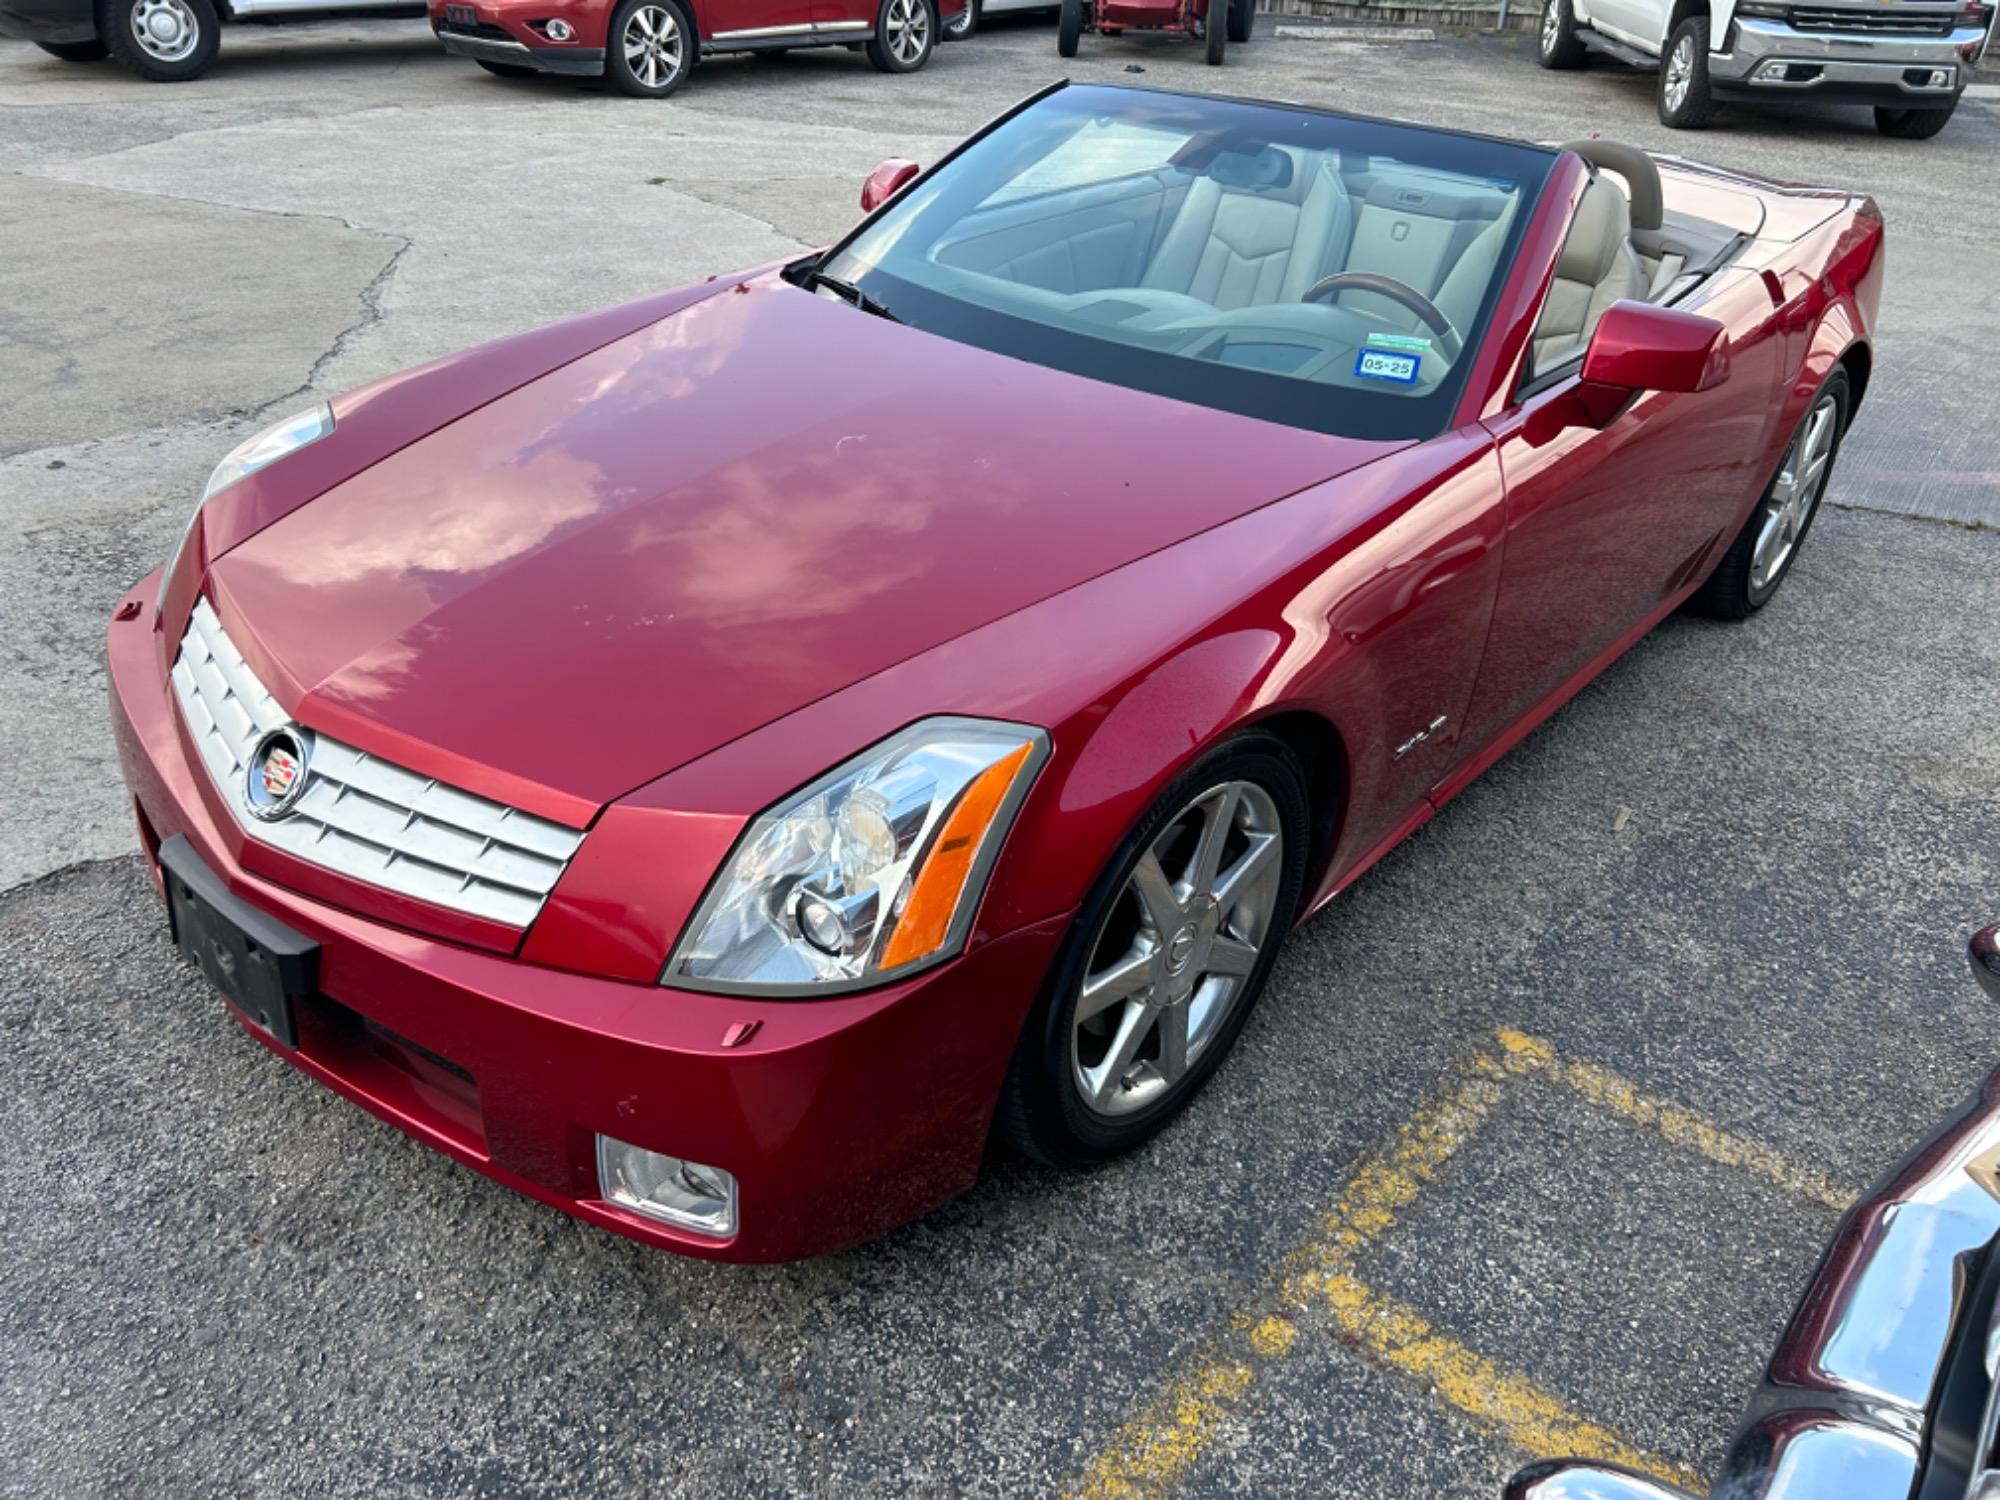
[
  {"x1": 2, "y1": 0, "x2": 423, "y2": 80},
  {"x1": 431, "y1": 0, "x2": 959, "y2": 97},
  {"x1": 1538, "y1": 0, "x2": 1993, "y2": 136}
]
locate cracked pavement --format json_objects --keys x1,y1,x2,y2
[{"x1": 2, "y1": 21, "x2": 1998, "y2": 1499}]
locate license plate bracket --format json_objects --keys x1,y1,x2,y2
[{"x1": 160, "y1": 835, "x2": 319, "y2": 1050}]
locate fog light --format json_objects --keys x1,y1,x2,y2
[
  {"x1": 1928, "y1": 68, "x2": 1950, "y2": 87},
  {"x1": 597, "y1": 1135, "x2": 737, "y2": 1237},
  {"x1": 545, "y1": 16, "x2": 573, "y2": 38}
]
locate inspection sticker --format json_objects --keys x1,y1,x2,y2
[
  {"x1": 1355, "y1": 348, "x2": 1421, "y2": 384},
  {"x1": 1366, "y1": 331, "x2": 1431, "y2": 354}
]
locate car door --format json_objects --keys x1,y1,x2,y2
[
  {"x1": 810, "y1": 0, "x2": 873, "y2": 36},
  {"x1": 1581, "y1": 0, "x2": 1668, "y2": 49},
  {"x1": 704, "y1": 0, "x2": 818, "y2": 45},
  {"x1": 1450, "y1": 267, "x2": 1788, "y2": 765}
]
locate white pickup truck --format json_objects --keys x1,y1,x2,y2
[{"x1": 1538, "y1": 0, "x2": 1992, "y2": 136}]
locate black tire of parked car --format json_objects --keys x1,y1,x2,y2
[
  {"x1": 605, "y1": 0, "x2": 694, "y2": 96},
  {"x1": 1875, "y1": 102, "x2": 1956, "y2": 138},
  {"x1": 476, "y1": 58, "x2": 539, "y2": 76},
  {"x1": 1657, "y1": 13, "x2": 1717, "y2": 128},
  {"x1": 1057, "y1": 0, "x2": 1081, "y2": 54},
  {"x1": 992, "y1": 731, "x2": 1311, "y2": 1168},
  {"x1": 101, "y1": 0, "x2": 221, "y2": 82},
  {"x1": 1537, "y1": 0, "x2": 1586, "y2": 68},
  {"x1": 945, "y1": 0, "x2": 978, "y2": 40},
  {"x1": 1689, "y1": 368, "x2": 1851, "y2": 620},
  {"x1": 36, "y1": 38, "x2": 111, "y2": 59},
  {"x1": 1225, "y1": 0, "x2": 1253, "y2": 43},
  {"x1": 1204, "y1": 1, "x2": 1225, "y2": 62},
  {"x1": 866, "y1": 0, "x2": 936, "y2": 71}
]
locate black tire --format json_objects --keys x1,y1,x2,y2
[
  {"x1": 475, "y1": 58, "x2": 538, "y2": 76},
  {"x1": 1875, "y1": 102, "x2": 1955, "y2": 139},
  {"x1": 1204, "y1": 2, "x2": 1225, "y2": 62},
  {"x1": 866, "y1": 0, "x2": 935, "y2": 70},
  {"x1": 1689, "y1": 369, "x2": 1850, "y2": 620},
  {"x1": 1225, "y1": 0, "x2": 1252, "y2": 43},
  {"x1": 993, "y1": 732, "x2": 1312, "y2": 1168},
  {"x1": 1657, "y1": 13, "x2": 1716, "y2": 129},
  {"x1": 101, "y1": 0, "x2": 219, "y2": 82},
  {"x1": 1057, "y1": 0, "x2": 1081, "y2": 53},
  {"x1": 605, "y1": 0, "x2": 692, "y2": 96},
  {"x1": 945, "y1": 0, "x2": 978, "y2": 39},
  {"x1": 1536, "y1": 0, "x2": 1585, "y2": 68},
  {"x1": 37, "y1": 37, "x2": 111, "y2": 60}
]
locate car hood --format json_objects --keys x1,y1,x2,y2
[{"x1": 208, "y1": 275, "x2": 1401, "y2": 821}]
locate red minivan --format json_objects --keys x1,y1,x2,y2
[{"x1": 431, "y1": 0, "x2": 957, "y2": 96}]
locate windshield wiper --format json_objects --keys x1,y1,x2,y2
[{"x1": 801, "y1": 266, "x2": 903, "y2": 324}]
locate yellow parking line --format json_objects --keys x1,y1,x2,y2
[
  {"x1": 1071, "y1": 1342, "x2": 1256, "y2": 1500},
  {"x1": 1497, "y1": 1031, "x2": 1858, "y2": 1213},
  {"x1": 1319, "y1": 1273, "x2": 1709, "y2": 1493},
  {"x1": 1071, "y1": 1030, "x2": 1842, "y2": 1498},
  {"x1": 1073, "y1": 1054, "x2": 1527, "y2": 1500}
]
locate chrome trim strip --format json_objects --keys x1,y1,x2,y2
[
  {"x1": 710, "y1": 21, "x2": 815, "y2": 37},
  {"x1": 711, "y1": 18, "x2": 869, "y2": 36},
  {"x1": 171, "y1": 598, "x2": 584, "y2": 928},
  {"x1": 438, "y1": 30, "x2": 531, "y2": 52}
]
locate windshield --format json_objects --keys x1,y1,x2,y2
[{"x1": 815, "y1": 85, "x2": 1557, "y2": 442}]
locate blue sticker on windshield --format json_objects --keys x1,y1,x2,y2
[{"x1": 1354, "y1": 348, "x2": 1420, "y2": 385}]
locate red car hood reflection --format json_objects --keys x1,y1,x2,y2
[{"x1": 210, "y1": 276, "x2": 1402, "y2": 813}]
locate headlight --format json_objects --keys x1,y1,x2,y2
[
  {"x1": 667, "y1": 717, "x2": 1049, "y2": 994},
  {"x1": 162, "y1": 403, "x2": 335, "y2": 590}
]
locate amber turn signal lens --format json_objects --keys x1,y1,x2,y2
[{"x1": 880, "y1": 742, "x2": 1034, "y2": 969}]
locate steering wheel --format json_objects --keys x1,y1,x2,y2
[{"x1": 1301, "y1": 272, "x2": 1462, "y2": 362}]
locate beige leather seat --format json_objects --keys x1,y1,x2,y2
[
  {"x1": 1530, "y1": 174, "x2": 1646, "y2": 370},
  {"x1": 1137, "y1": 154, "x2": 1353, "y2": 312}
]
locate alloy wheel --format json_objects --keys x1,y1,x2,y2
[
  {"x1": 131, "y1": 0, "x2": 199, "y2": 63},
  {"x1": 885, "y1": 0, "x2": 929, "y2": 62},
  {"x1": 1069, "y1": 780, "x2": 1284, "y2": 1118},
  {"x1": 1664, "y1": 34, "x2": 1693, "y2": 110},
  {"x1": 1541, "y1": 0, "x2": 1559, "y2": 53},
  {"x1": 623, "y1": 4, "x2": 684, "y2": 89},
  {"x1": 1750, "y1": 392, "x2": 1839, "y2": 592}
]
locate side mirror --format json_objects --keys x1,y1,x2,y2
[
  {"x1": 1973, "y1": 925, "x2": 2000, "y2": 1004},
  {"x1": 1573, "y1": 300, "x2": 1731, "y2": 426},
  {"x1": 861, "y1": 159, "x2": 921, "y2": 214}
]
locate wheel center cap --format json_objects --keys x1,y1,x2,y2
[{"x1": 1165, "y1": 925, "x2": 1199, "y2": 975}]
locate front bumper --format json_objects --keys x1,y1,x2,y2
[
  {"x1": 0, "y1": 0, "x2": 95, "y2": 44},
  {"x1": 1510, "y1": 1058, "x2": 2000, "y2": 1500},
  {"x1": 109, "y1": 572, "x2": 1068, "y2": 1262},
  {"x1": 1708, "y1": 16, "x2": 1987, "y2": 102},
  {"x1": 434, "y1": 25, "x2": 606, "y2": 72}
]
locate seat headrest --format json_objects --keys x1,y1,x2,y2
[
  {"x1": 1556, "y1": 176, "x2": 1633, "y2": 286},
  {"x1": 1208, "y1": 146, "x2": 1295, "y2": 191}
]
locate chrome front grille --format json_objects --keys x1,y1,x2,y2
[
  {"x1": 1789, "y1": 6, "x2": 1957, "y2": 33},
  {"x1": 171, "y1": 598, "x2": 584, "y2": 928}
]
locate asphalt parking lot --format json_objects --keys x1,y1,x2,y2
[{"x1": 3, "y1": 18, "x2": 1999, "y2": 1498}]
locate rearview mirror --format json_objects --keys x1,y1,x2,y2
[
  {"x1": 1974, "y1": 925, "x2": 2000, "y2": 1004},
  {"x1": 861, "y1": 159, "x2": 921, "y2": 214},
  {"x1": 1574, "y1": 300, "x2": 1730, "y2": 425}
]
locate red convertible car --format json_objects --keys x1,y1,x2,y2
[{"x1": 109, "y1": 84, "x2": 1883, "y2": 1262}]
